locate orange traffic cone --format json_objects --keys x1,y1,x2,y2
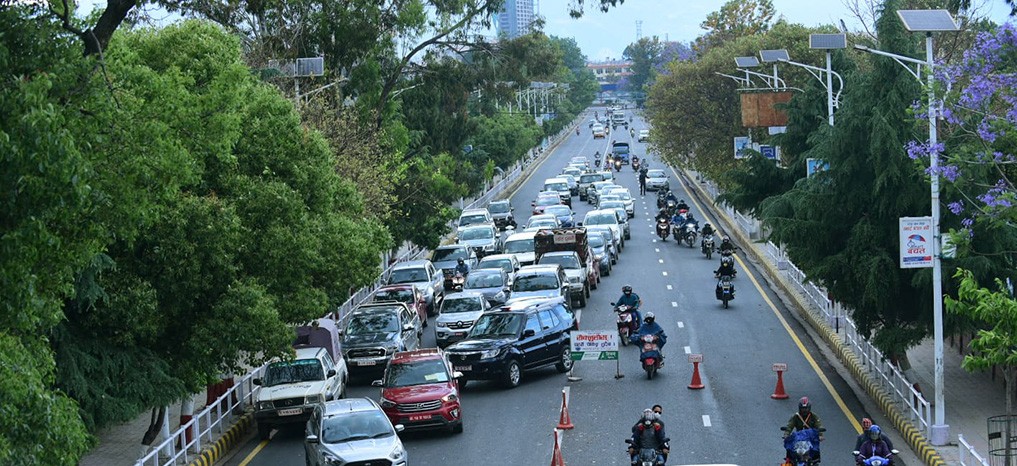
[
  {"x1": 550, "y1": 430, "x2": 566, "y2": 466},
  {"x1": 771, "y1": 369, "x2": 789, "y2": 399},
  {"x1": 688, "y1": 361, "x2": 704, "y2": 389},
  {"x1": 556, "y1": 390, "x2": 574, "y2": 429}
]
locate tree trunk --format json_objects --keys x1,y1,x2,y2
[{"x1": 140, "y1": 406, "x2": 166, "y2": 457}]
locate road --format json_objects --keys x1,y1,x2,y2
[{"x1": 225, "y1": 108, "x2": 901, "y2": 466}]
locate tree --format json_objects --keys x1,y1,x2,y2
[
  {"x1": 623, "y1": 36, "x2": 665, "y2": 93},
  {"x1": 696, "y1": 0, "x2": 776, "y2": 52}
]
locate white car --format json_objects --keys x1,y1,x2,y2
[
  {"x1": 503, "y1": 231, "x2": 538, "y2": 266},
  {"x1": 582, "y1": 209, "x2": 624, "y2": 249},
  {"x1": 254, "y1": 346, "x2": 348, "y2": 440},
  {"x1": 645, "y1": 169, "x2": 669, "y2": 191},
  {"x1": 638, "y1": 129, "x2": 650, "y2": 142},
  {"x1": 604, "y1": 187, "x2": 635, "y2": 217}
]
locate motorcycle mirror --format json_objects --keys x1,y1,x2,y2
[
  {"x1": 624, "y1": 439, "x2": 634, "y2": 445},
  {"x1": 610, "y1": 302, "x2": 616, "y2": 306},
  {"x1": 852, "y1": 451, "x2": 860, "y2": 456}
]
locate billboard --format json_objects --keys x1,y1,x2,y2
[{"x1": 899, "y1": 217, "x2": 934, "y2": 268}]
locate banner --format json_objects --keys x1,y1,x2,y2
[
  {"x1": 570, "y1": 331, "x2": 619, "y2": 361},
  {"x1": 899, "y1": 217, "x2": 933, "y2": 268}
]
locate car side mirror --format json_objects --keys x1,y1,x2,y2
[
  {"x1": 403, "y1": 324, "x2": 415, "y2": 332},
  {"x1": 610, "y1": 302, "x2": 616, "y2": 306},
  {"x1": 395, "y1": 424, "x2": 405, "y2": 433},
  {"x1": 327, "y1": 369, "x2": 336, "y2": 378},
  {"x1": 576, "y1": 222, "x2": 583, "y2": 227},
  {"x1": 453, "y1": 371, "x2": 464, "y2": 379},
  {"x1": 531, "y1": 202, "x2": 536, "y2": 206},
  {"x1": 253, "y1": 378, "x2": 262, "y2": 386},
  {"x1": 306, "y1": 434, "x2": 319, "y2": 444},
  {"x1": 372, "y1": 380, "x2": 383, "y2": 387},
  {"x1": 522, "y1": 329, "x2": 536, "y2": 338}
]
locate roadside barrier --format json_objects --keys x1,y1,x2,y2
[
  {"x1": 687, "y1": 354, "x2": 704, "y2": 390},
  {"x1": 771, "y1": 363, "x2": 790, "y2": 399},
  {"x1": 556, "y1": 389, "x2": 574, "y2": 430},
  {"x1": 550, "y1": 429, "x2": 566, "y2": 466}
]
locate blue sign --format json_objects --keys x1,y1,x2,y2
[
  {"x1": 806, "y1": 158, "x2": 829, "y2": 176},
  {"x1": 760, "y1": 145, "x2": 777, "y2": 160}
]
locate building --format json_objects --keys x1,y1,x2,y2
[
  {"x1": 586, "y1": 60, "x2": 634, "y2": 91},
  {"x1": 496, "y1": 0, "x2": 536, "y2": 40}
]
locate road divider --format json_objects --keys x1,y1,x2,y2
[
  {"x1": 772, "y1": 363, "x2": 790, "y2": 400},
  {"x1": 688, "y1": 353, "x2": 705, "y2": 390},
  {"x1": 556, "y1": 389, "x2": 575, "y2": 430}
]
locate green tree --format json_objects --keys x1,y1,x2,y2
[
  {"x1": 697, "y1": 0, "x2": 776, "y2": 51},
  {"x1": 623, "y1": 36, "x2": 664, "y2": 93}
]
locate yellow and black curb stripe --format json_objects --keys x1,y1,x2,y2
[
  {"x1": 679, "y1": 169, "x2": 946, "y2": 466},
  {"x1": 186, "y1": 414, "x2": 252, "y2": 466}
]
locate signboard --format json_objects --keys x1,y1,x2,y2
[
  {"x1": 806, "y1": 158, "x2": 829, "y2": 177},
  {"x1": 734, "y1": 137, "x2": 751, "y2": 159},
  {"x1": 571, "y1": 331, "x2": 619, "y2": 361},
  {"x1": 899, "y1": 217, "x2": 934, "y2": 268},
  {"x1": 553, "y1": 231, "x2": 576, "y2": 244},
  {"x1": 688, "y1": 353, "x2": 703, "y2": 363},
  {"x1": 772, "y1": 363, "x2": 788, "y2": 372},
  {"x1": 760, "y1": 145, "x2": 777, "y2": 160}
]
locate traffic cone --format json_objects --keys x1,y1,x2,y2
[
  {"x1": 556, "y1": 390, "x2": 574, "y2": 429},
  {"x1": 550, "y1": 430, "x2": 566, "y2": 466},
  {"x1": 688, "y1": 361, "x2": 704, "y2": 389},
  {"x1": 771, "y1": 369, "x2": 789, "y2": 399}
]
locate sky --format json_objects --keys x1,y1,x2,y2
[{"x1": 534, "y1": 0, "x2": 1015, "y2": 61}]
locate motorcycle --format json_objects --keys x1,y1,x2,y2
[
  {"x1": 683, "y1": 224, "x2": 698, "y2": 248},
  {"x1": 780, "y1": 427, "x2": 823, "y2": 466},
  {"x1": 656, "y1": 218, "x2": 670, "y2": 241},
  {"x1": 451, "y1": 272, "x2": 466, "y2": 292},
  {"x1": 854, "y1": 451, "x2": 898, "y2": 466},
  {"x1": 615, "y1": 159, "x2": 623, "y2": 172},
  {"x1": 665, "y1": 199, "x2": 677, "y2": 216},
  {"x1": 635, "y1": 334, "x2": 663, "y2": 379},
  {"x1": 701, "y1": 234, "x2": 715, "y2": 259},
  {"x1": 624, "y1": 439, "x2": 668, "y2": 466},
  {"x1": 595, "y1": 158, "x2": 602, "y2": 168},
  {"x1": 716, "y1": 275, "x2": 734, "y2": 308},
  {"x1": 613, "y1": 304, "x2": 639, "y2": 346},
  {"x1": 632, "y1": 158, "x2": 641, "y2": 171},
  {"x1": 715, "y1": 251, "x2": 737, "y2": 278},
  {"x1": 630, "y1": 128, "x2": 635, "y2": 138},
  {"x1": 656, "y1": 192, "x2": 668, "y2": 209}
]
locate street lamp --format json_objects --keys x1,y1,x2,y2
[
  {"x1": 763, "y1": 46, "x2": 846, "y2": 126},
  {"x1": 732, "y1": 56, "x2": 788, "y2": 90},
  {"x1": 853, "y1": 8, "x2": 959, "y2": 447}
]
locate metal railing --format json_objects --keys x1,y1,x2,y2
[
  {"x1": 960, "y1": 434, "x2": 991, "y2": 466},
  {"x1": 133, "y1": 115, "x2": 583, "y2": 466}
]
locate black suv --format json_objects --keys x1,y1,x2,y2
[
  {"x1": 444, "y1": 297, "x2": 574, "y2": 388},
  {"x1": 341, "y1": 303, "x2": 422, "y2": 375}
]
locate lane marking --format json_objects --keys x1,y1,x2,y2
[
  {"x1": 666, "y1": 285, "x2": 673, "y2": 290},
  {"x1": 661, "y1": 271, "x2": 668, "y2": 276},
  {"x1": 684, "y1": 346, "x2": 691, "y2": 354},
  {"x1": 677, "y1": 321, "x2": 684, "y2": 328},
  {"x1": 671, "y1": 302, "x2": 678, "y2": 308},
  {"x1": 237, "y1": 439, "x2": 270, "y2": 466},
  {"x1": 667, "y1": 165, "x2": 863, "y2": 433},
  {"x1": 655, "y1": 248, "x2": 660, "y2": 253},
  {"x1": 702, "y1": 415, "x2": 712, "y2": 427},
  {"x1": 658, "y1": 259, "x2": 664, "y2": 264}
]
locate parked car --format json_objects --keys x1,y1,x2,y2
[
  {"x1": 445, "y1": 298, "x2": 574, "y2": 388},
  {"x1": 457, "y1": 208, "x2": 494, "y2": 229},
  {"x1": 645, "y1": 169, "x2": 669, "y2": 191},
  {"x1": 304, "y1": 398, "x2": 407, "y2": 466},
  {"x1": 488, "y1": 199, "x2": 516, "y2": 230},
  {"x1": 463, "y1": 268, "x2": 510, "y2": 305},
  {"x1": 434, "y1": 291, "x2": 492, "y2": 348},
  {"x1": 372, "y1": 284, "x2": 428, "y2": 327},
  {"x1": 502, "y1": 231, "x2": 537, "y2": 266},
  {"x1": 455, "y1": 224, "x2": 502, "y2": 258},
  {"x1": 386, "y1": 260, "x2": 444, "y2": 315},
  {"x1": 254, "y1": 319, "x2": 348, "y2": 440},
  {"x1": 430, "y1": 245, "x2": 478, "y2": 292},
  {"x1": 341, "y1": 303, "x2": 422, "y2": 375},
  {"x1": 373, "y1": 348, "x2": 463, "y2": 434}
]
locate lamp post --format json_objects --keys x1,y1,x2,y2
[
  {"x1": 853, "y1": 9, "x2": 959, "y2": 446},
  {"x1": 763, "y1": 44, "x2": 845, "y2": 127}
]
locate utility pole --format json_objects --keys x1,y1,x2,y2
[{"x1": 636, "y1": 20, "x2": 643, "y2": 40}]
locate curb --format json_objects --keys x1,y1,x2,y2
[
  {"x1": 185, "y1": 414, "x2": 252, "y2": 466},
  {"x1": 678, "y1": 169, "x2": 946, "y2": 466}
]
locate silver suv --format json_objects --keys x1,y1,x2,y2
[{"x1": 386, "y1": 260, "x2": 443, "y2": 315}]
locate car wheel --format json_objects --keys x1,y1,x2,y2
[
  {"x1": 555, "y1": 347, "x2": 574, "y2": 373},
  {"x1": 502, "y1": 360, "x2": 522, "y2": 388},
  {"x1": 257, "y1": 421, "x2": 272, "y2": 441},
  {"x1": 604, "y1": 265, "x2": 611, "y2": 276},
  {"x1": 591, "y1": 277, "x2": 598, "y2": 290},
  {"x1": 625, "y1": 231, "x2": 631, "y2": 240},
  {"x1": 452, "y1": 421, "x2": 464, "y2": 434},
  {"x1": 578, "y1": 291, "x2": 587, "y2": 308},
  {"x1": 585, "y1": 283, "x2": 591, "y2": 298}
]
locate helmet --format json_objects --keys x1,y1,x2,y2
[
  {"x1": 457, "y1": 258, "x2": 465, "y2": 264},
  {"x1": 644, "y1": 312, "x2": 655, "y2": 323},
  {"x1": 622, "y1": 285, "x2": 633, "y2": 293},
  {"x1": 868, "y1": 425, "x2": 882, "y2": 440},
  {"x1": 704, "y1": 222, "x2": 711, "y2": 228},
  {"x1": 722, "y1": 236, "x2": 731, "y2": 243},
  {"x1": 642, "y1": 408, "x2": 655, "y2": 423},
  {"x1": 798, "y1": 396, "x2": 811, "y2": 412}
]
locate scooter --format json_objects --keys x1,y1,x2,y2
[
  {"x1": 632, "y1": 158, "x2": 641, "y2": 171},
  {"x1": 716, "y1": 275, "x2": 734, "y2": 308},
  {"x1": 635, "y1": 334, "x2": 663, "y2": 379},
  {"x1": 854, "y1": 451, "x2": 898, "y2": 466},
  {"x1": 615, "y1": 159, "x2": 623, "y2": 172},
  {"x1": 683, "y1": 224, "x2": 698, "y2": 248},
  {"x1": 624, "y1": 439, "x2": 668, "y2": 466},
  {"x1": 612, "y1": 304, "x2": 638, "y2": 346},
  {"x1": 656, "y1": 218, "x2": 670, "y2": 241},
  {"x1": 780, "y1": 427, "x2": 824, "y2": 466},
  {"x1": 451, "y1": 272, "x2": 466, "y2": 292},
  {"x1": 701, "y1": 234, "x2": 715, "y2": 259}
]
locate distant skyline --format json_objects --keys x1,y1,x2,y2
[{"x1": 531, "y1": 0, "x2": 1015, "y2": 61}]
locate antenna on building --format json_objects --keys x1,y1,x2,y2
[{"x1": 636, "y1": 20, "x2": 643, "y2": 39}]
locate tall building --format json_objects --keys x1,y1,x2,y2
[{"x1": 496, "y1": 0, "x2": 535, "y2": 40}]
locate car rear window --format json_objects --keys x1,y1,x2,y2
[
  {"x1": 465, "y1": 271, "x2": 504, "y2": 288},
  {"x1": 478, "y1": 258, "x2": 512, "y2": 273},
  {"x1": 539, "y1": 255, "x2": 580, "y2": 269},
  {"x1": 512, "y1": 273, "x2": 559, "y2": 291},
  {"x1": 586, "y1": 213, "x2": 617, "y2": 225},
  {"x1": 580, "y1": 174, "x2": 603, "y2": 183},
  {"x1": 459, "y1": 214, "x2": 488, "y2": 226},
  {"x1": 389, "y1": 268, "x2": 427, "y2": 284},
  {"x1": 441, "y1": 296, "x2": 484, "y2": 313},
  {"x1": 432, "y1": 248, "x2": 467, "y2": 262},
  {"x1": 504, "y1": 238, "x2": 534, "y2": 254},
  {"x1": 488, "y1": 203, "x2": 510, "y2": 214}
]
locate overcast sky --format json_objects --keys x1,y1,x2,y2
[{"x1": 536, "y1": 0, "x2": 1015, "y2": 61}]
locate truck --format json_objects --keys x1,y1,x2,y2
[
  {"x1": 533, "y1": 228, "x2": 598, "y2": 307},
  {"x1": 611, "y1": 142, "x2": 631, "y2": 164}
]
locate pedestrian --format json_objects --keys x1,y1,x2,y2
[{"x1": 638, "y1": 169, "x2": 648, "y2": 196}]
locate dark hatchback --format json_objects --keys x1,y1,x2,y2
[{"x1": 444, "y1": 299, "x2": 574, "y2": 388}]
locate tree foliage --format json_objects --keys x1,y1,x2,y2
[{"x1": 697, "y1": 0, "x2": 776, "y2": 52}]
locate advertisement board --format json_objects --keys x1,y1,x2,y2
[
  {"x1": 899, "y1": 217, "x2": 934, "y2": 268},
  {"x1": 570, "y1": 331, "x2": 619, "y2": 361}
]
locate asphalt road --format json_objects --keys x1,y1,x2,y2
[{"x1": 224, "y1": 108, "x2": 900, "y2": 466}]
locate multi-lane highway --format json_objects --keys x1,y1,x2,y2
[{"x1": 225, "y1": 108, "x2": 908, "y2": 466}]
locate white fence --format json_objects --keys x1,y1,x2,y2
[
  {"x1": 134, "y1": 116, "x2": 582, "y2": 466},
  {"x1": 959, "y1": 434, "x2": 990, "y2": 465}
]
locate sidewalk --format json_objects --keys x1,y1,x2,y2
[{"x1": 684, "y1": 170, "x2": 1007, "y2": 465}]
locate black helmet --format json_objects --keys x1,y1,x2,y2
[
  {"x1": 622, "y1": 285, "x2": 633, "y2": 293},
  {"x1": 457, "y1": 258, "x2": 465, "y2": 264}
]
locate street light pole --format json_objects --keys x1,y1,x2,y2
[{"x1": 825, "y1": 52, "x2": 835, "y2": 126}]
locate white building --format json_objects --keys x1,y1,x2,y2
[{"x1": 495, "y1": 0, "x2": 536, "y2": 39}]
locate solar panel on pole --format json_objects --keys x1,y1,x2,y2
[
  {"x1": 735, "y1": 56, "x2": 759, "y2": 68},
  {"x1": 759, "y1": 49, "x2": 789, "y2": 63},
  {"x1": 897, "y1": 9, "x2": 959, "y2": 32},
  {"x1": 809, "y1": 34, "x2": 847, "y2": 49}
]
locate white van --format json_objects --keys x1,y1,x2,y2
[{"x1": 502, "y1": 231, "x2": 538, "y2": 266}]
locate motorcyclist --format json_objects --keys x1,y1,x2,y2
[
  {"x1": 714, "y1": 256, "x2": 736, "y2": 279},
  {"x1": 675, "y1": 199, "x2": 690, "y2": 212},
  {"x1": 630, "y1": 128, "x2": 635, "y2": 138},
  {"x1": 631, "y1": 312, "x2": 667, "y2": 353},
  {"x1": 454, "y1": 257, "x2": 470, "y2": 276},
  {"x1": 701, "y1": 222, "x2": 715, "y2": 238},
  {"x1": 785, "y1": 396, "x2": 824, "y2": 462},
  {"x1": 718, "y1": 236, "x2": 737, "y2": 254},
  {"x1": 655, "y1": 208, "x2": 671, "y2": 223},
  {"x1": 855, "y1": 418, "x2": 894, "y2": 451},
  {"x1": 615, "y1": 285, "x2": 642, "y2": 326},
  {"x1": 856, "y1": 425, "x2": 894, "y2": 465},
  {"x1": 628, "y1": 408, "x2": 668, "y2": 465}
]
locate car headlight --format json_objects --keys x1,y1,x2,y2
[
  {"x1": 257, "y1": 401, "x2": 274, "y2": 411},
  {"x1": 435, "y1": 321, "x2": 447, "y2": 327},
  {"x1": 484, "y1": 244, "x2": 495, "y2": 250},
  {"x1": 304, "y1": 394, "x2": 324, "y2": 405},
  {"x1": 441, "y1": 392, "x2": 459, "y2": 403},
  {"x1": 594, "y1": 254, "x2": 603, "y2": 261},
  {"x1": 568, "y1": 276, "x2": 581, "y2": 284},
  {"x1": 389, "y1": 444, "x2": 407, "y2": 462},
  {"x1": 380, "y1": 397, "x2": 397, "y2": 408},
  {"x1": 480, "y1": 348, "x2": 504, "y2": 359}
]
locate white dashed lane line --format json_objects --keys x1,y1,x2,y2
[
  {"x1": 658, "y1": 259, "x2": 664, "y2": 264},
  {"x1": 702, "y1": 415, "x2": 712, "y2": 427},
  {"x1": 671, "y1": 302, "x2": 678, "y2": 308},
  {"x1": 666, "y1": 285, "x2": 672, "y2": 290},
  {"x1": 662, "y1": 271, "x2": 668, "y2": 276},
  {"x1": 677, "y1": 321, "x2": 684, "y2": 328},
  {"x1": 684, "y1": 346, "x2": 691, "y2": 354}
]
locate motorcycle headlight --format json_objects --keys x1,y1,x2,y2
[
  {"x1": 379, "y1": 397, "x2": 397, "y2": 409},
  {"x1": 304, "y1": 394, "x2": 324, "y2": 405},
  {"x1": 257, "y1": 401, "x2": 274, "y2": 411},
  {"x1": 480, "y1": 348, "x2": 504, "y2": 359}
]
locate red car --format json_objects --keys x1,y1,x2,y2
[
  {"x1": 372, "y1": 284, "x2": 428, "y2": 327},
  {"x1": 373, "y1": 349, "x2": 463, "y2": 434}
]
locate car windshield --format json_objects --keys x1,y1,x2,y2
[
  {"x1": 488, "y1": 202, "x2": 510, "y2": 214},
  {"x1": 504, "y1": 238, "x2": 534, "y2": 254},
  {"x1": 460, "y1": 228, "x2": 494, "y2": 240},
  {"x1": 647, "y1": 170, "x2": 666, "y2": 178},
  {"x1": 527, "y1": 220, "x2": 556, "y2": 229},
  {"x1": 459, "y1": 214, "x2": 488, "y2": 227},
  {"x1": 469, "y1": 313, "x2": 524, "y2": 338},
  {"x1": 588, "y1": 235, "x2": 605, "y2": 248},
  {"x1": 545, "y1": 182, "x2": 568, "y2": 191},
  {"x1": 321, "y1": 411, "x2": 393, "y2": 443},
  {"x1": 441, "y1": 296, "x2": 484, "y2": 313},
  {"x1": 544, "y1": 206, "x2": 571, "y2": 217},
  {"x1": 374, "y1": 289, "x2": 413, "y2": 303},
  {"x1": 540, "y1": 255, "x2": 580, "y2": 269},
  {"x1": 601, "y1": 201, "x2": 625, "y2": 210},
  {"x1": 262, "y1": 359, "x2": 324, "y2": 387},
  {"x1": 580, "y1": 174, "x2": 602, "y2": 183},
  {"x1": 478, "y1": 258, "x2": 512, "y2": 273},
  {"x1": 513, "y1": 273, "x2": 558, "y2": 291},
  {"x1": 465, "y1": 272, "x2": 504, "y2": 289},
  {"x1": 389, "y1": 268, "x2": 427, "y2": 284},
  {"x1": 614, "y1": 192, "x2": 632, "y2": 201},
  {"x1": 535, "y1": 197, "x2": 560, "y2": 206},
  {"x1": 431, "y1": 248, "x2": 468, "y2": 262},
  {"x1": 586, "y1": 213, "x2": 617, "y2": 225},
  {"x1": 384, "y1": 359, "x2": 450, "y2": 387},
  {"x1": 346, "y1": 312, "x2": 399, "y2": 335}
]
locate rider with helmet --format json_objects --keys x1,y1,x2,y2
[
  {"x1": 454, "y1": 257, "x2": 470, "y2": 276},
  {"x1": 631, "y1": 312, "x2": 667, "y2": 348},
  {"x1": 785, "y1": 396, "x2": 824, "y2": 462},
  {"x1": 615, "y1": 285, "x2": 642, "y2": 325},
  {"x1": 855, "y1": 425, "x2": 894, "y2": 465},
  {"x1": 855, "y1": 418, "x2": 894, "y2": 451},
  {"x1": 718, "y1": 236, "x2": 737, "y2": 254},
  {"x1": 701, "y1": 222, "x2": 715, "y2": 238},
  {"x1": 628, "y1": 408, "x2": 668, "y2": 465},
  {"x1": 675, "y1": 199, "x2": 690, "y2": 212}
]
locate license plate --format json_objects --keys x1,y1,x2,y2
[
  {"x1": 454, "y1": 332, "x2": 466, "y2": 337},
  {"x1": 409, "y1": 414, "x2": 432, "y2": 421},
  {"x1": 356, "y1": 360, "x2": 376, "y2": 366},
  {"x1": 454, "y1": 365, "x2": 472, "y2": 371},
  {"x1": 277, "y1": 408, "x2": 302, "y2": 417}
]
